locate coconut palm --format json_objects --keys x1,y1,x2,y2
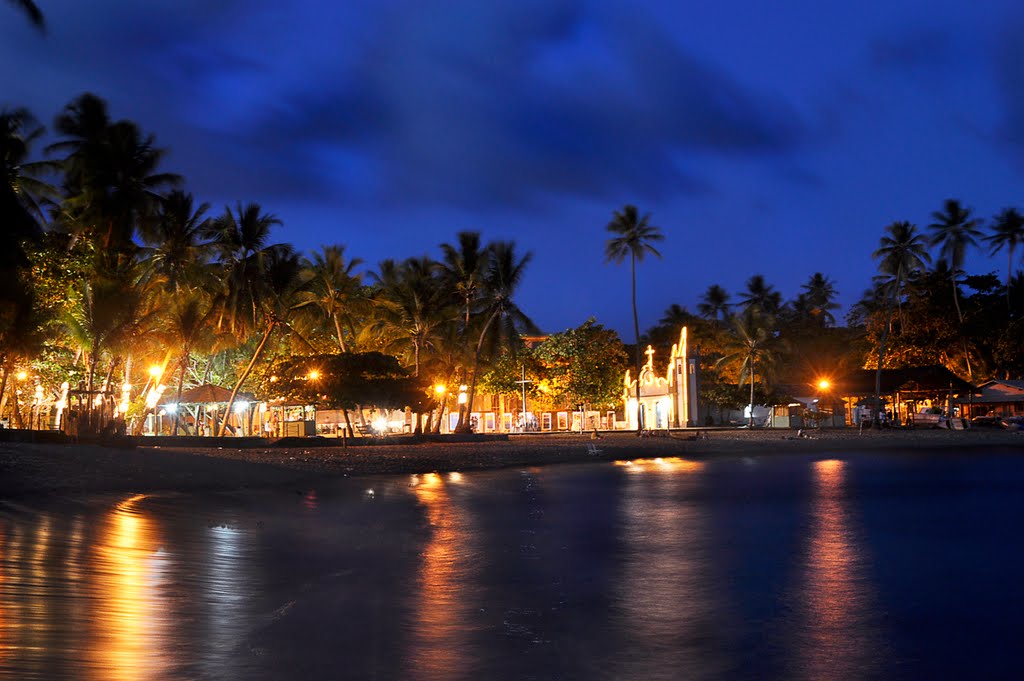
[
  {"x1": 6, "y1": 0, "x2": 44, "y2": 30},
  {"x1": 141, "y1": 190, "x2": 212, "y2": 292},
  {"x1": 738, "y1": 274, "x2": 782, "y2": 316},
  {"x1": 872, "y1": 221, "x2": 931, "y2": 333},
  {"x1": 297, "y1": 245, "x2": 364, "y2": 352},
  {"x1": 217, "y1": 245, "x2": 307, "y2": 436},
  {"x1": 1, "y1": 107, "x2": 57, "y2": 226},
  {"x1": 51, "y1": 93, "x2": 181, "y2": 252},
  {"x1": 697, "y1": 284, "x2": 731, "y2": 321},
  {"x1": 927, "y1": 199, "x2": 983, "y2": 323},
  {"x1": 928, "y1": 199, "x2": 983, "y2": 379},
  {"x1": 799, "y1": 272, "x2": 840, "y2": 327},
  {"x1": 716, "y1": 309, "x2": 779, "y2": 428},
  {"x1": 460, "y1": 241, "x2": 537, "y2": 432},
  {"x1": 604, "y1": 204, "x2": 664, "y2": 432},
  {"x1": 984, "y1": 207, "x2": 1024, "y2": 314}
]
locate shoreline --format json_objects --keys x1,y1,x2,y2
[{"x1": 2, "y1": 428, "x2": 1023, "y2": 499}]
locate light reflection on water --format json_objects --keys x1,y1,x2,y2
[{"x1": 0, "y1": 453, "x2": 1021, "y2": 680}]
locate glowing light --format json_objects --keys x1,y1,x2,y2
[
  {"x1": 16, "y1": 371, "x2": 27, "y2": 381},
  {"x1": 448, "y1": 471, "x2": 462, "y2": 483},
  {"x1": 434, "y1": 384, "x2": 446, "y2": 396},
  {"x1": 307, "y1": 370, "x2": 320, "y2": 381},
  {"x1": 233, "y1": 400, "x2": 249, "y2": 414},
  {"x1": 818, "y1": 379, "x2": 831, "y2": 391},
  {"x1": 614, "y1": 457, "x2": 705, "y2": 473},
  {"x1": 149, "y1": 365, "x2": 162, "y2": 377},
  {"x1": 372, "y1": 416, "x2": 388, "y2": 433},
  {"x1": 165, "y1": 403, "x2": 177, "y2": 414},
  {"x1": 269, "y1": 375, "x2": 278, "y2": 383}
]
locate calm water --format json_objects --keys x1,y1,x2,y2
[{"x1": 1, "y1": 450, "x2": 1023, "y2": 680}]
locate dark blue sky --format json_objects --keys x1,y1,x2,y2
[{"x1": 4, "y1": 0, "x2": 1024, "y2": 337}]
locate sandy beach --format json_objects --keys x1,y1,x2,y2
[{"x1": 2, "y1": 427, "x2": 1022, "y2": 499}]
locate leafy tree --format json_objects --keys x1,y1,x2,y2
[
  {"x1": 532, "y1": 319, "x2": 628, "y2": 410},
  {"x1": 5, "y1": 0, "x2": 44, "y2": 30},
  {"x1": 263, "y1": 352, "x2": 427, "y2": 413},
  {"x1": 604, "y1": 204, "x2": 663, "y2": 431}
]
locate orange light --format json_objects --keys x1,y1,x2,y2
[
  {"x1": 148, "y1": 365, "x2": 162, "y2": 378},
  {"x1": 434, "y1": 384, "x2": 446, "y2": 396},
  {"x1": 308, "y1": 370, "x2": 320, "y2": 381},
  {"x1": 817, "y1": 379, "x2": 831, "y2": 391}
]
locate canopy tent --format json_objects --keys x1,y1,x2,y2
[{"x1": 156, "y1": 383, "x2": 258, "y2": 436}]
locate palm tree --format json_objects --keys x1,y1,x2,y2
[
  {"x1": 799, "y1": 272, "x2": 840, "y2": 327},
  {"x1": 297, "y1": 245, "x2": 364, "y2": 352},
  {"x1": 984, "y1": 207, "x2": 1024, "y2": 314},
  {"x1": 604, "y1": 204, "x2": 664, "y2": 432},
  {"x1": 738, "y1": 275, "x2": 782, "y2": 316},
  {"x1": 872, "y1": 221, "x2": 931, "y2": 333},
  {"x1": 217, "y1": 245, "x2": 307, "y2": 436},
  {"x1": 460, "y1": 241, "x2": 537, "y2": 432},
  {"x1": 439, "y1": 232, "x2": 489, "y2": 431},
  {"x1": 159, "y1": 289, "x2": 218, "y2": 435},
  {"x1": 697, "y1": 284, "x2": 731, "y2": 321},
  {"x1": 141, "y1": 190, "x2": 212, "y2": 292},
  {"x1": 6, "y1": 0, "x2": 44, "y2": 30},
  {"x1": 928, "y1": 199, "x2": 983, "y2": 379},
  {"x1": 716, "y1": 309, "x2": 778, "y2": 428},
  {"x1": 927, "y1": 199, "x2": 983, "y2": 323},
  {"x1": 204, "y1": 202, "x2": 283, "y2": 336},
  {"x1": 51, "y1": 93, "x2": 181, "y2": 252}
]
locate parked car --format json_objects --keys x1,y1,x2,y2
[
  {"x1": 911, "y1": 409, "x2": 947, "y2": 428},
  {"x1": 970, "y1": 415, "x2": 1004, "y2": 429}
]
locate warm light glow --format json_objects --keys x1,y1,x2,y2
[
  {"x1": 307, "y1": 370, "x2": 320, "y2": 381},
  {"x1": 372, "y1": 416, "x2": 388, "y2": 433},
  {"x1": 818, "y1": 379, "x2": 831, "y2": 391},
  {"x1": 434, "y1": 384, "x2": 446, "y2": 396},
  {"x1": 269, "y1": 375, "x2": 278, "y2": 383},
  {"x1": 233, "y1": 400, "x2": 249, "y2": 414},
  {"x1": 614, "y1": 457, "x2": 705, "y2": 473},
  {"x1": 164, "y1": 403, "x2": 177, "y2": 414},
  {"x1": 16, "y1": 371, "x2": 27, "y2": 381},
  {"x1": 148, "y1": 365, "x2": 162, "y2": 378}
]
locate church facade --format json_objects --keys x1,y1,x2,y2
[{"x1": 622, "y1": 327, "x2": 700, "y2": 430}]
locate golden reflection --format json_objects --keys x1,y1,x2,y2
[
  {"x1": 796, "y1": 459, "x2": 878, "y2": 680},
  {"x1": 614, "y1": 457, "x2": 705, "y2": 473},
  {"x1": 613, "y1": 457, "x2": 724, "y2": 678},
  {"x1": 88, "y1": 494, "x2": 169, "y2": 681},
  {"x1": 408, "y1": 473, "x2": 473, "y2": 679}
]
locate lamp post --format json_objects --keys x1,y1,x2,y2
[{"x1": 817, "y1": 378, "x2": 832, "y2": 428}]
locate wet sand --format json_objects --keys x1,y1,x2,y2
[{"x1": 1, "y1": 427, "x2": 1022, "y2": 498}]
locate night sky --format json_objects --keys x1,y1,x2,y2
[{"x1": 4, "y1": 0, "x2": 1024, "y2": 337}]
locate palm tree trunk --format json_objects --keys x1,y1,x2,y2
[
  {"x1": 748, "y1": 366, "x2": 755, "y2": 428},
  {"x1": 460, "y1": 307, "x2": 501, "y2": 433},
  {"x1": 218, "y1": 321, "x2": 276, "y2": 437},
  {"x1": 172, "y1": 351, "x2": 190, "y2": 435},
  {"x1": 874, "y1": 306, "x2": 892, "y2": 427},
  {"x1": 334, "y1": 316, "x2": 347, "y2": 352},
  {"x1": 631, "y1": 252, "x2": 642, "y2": 433},
  {"x1": 1007, "y1": 249, "x2": 1013, "y2": 314}
]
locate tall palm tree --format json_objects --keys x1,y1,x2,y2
[
  {"x1": 928, "y1": 199, "x2": 983, "y2": 379},
  {"x1": 872, "y1": 221, "x2": 931, "y2": 333},
  {"x1": 141, "y1": 190, "x2": 212, "y2": 292},
  {"x1": 439, "y1": 232, "x2": 489, "y2": 431},
  {"x1": 604, "y1": 204, "x2": 664, "y2": 432},
  {"x1": 1, "y1": 107, "x2": 57, "y2": 226},
  {"x1": 51, "y1": 93, "x2": 181, "y2": 253},
  {"x1": 697, "y1": 284, "x2": 731, "y2": 321},
  {"x1": 738, "y1": 274, "x2": 782, "y2": 316},
  {"x1": 217, "y1": 245, "x2": 307, "y2": 436},
  {"x1": 716, "y1": 309, "x2": 778, "y2": 428},
  {"x1": 799, "y1": 272, "x2": 840, "y2": 327},
  {"x1": 297, "y1": 245, "x2": 364, "y2": 352},
  {"x1": 204, "y1": 202, "x2": 282, "y2": 336},
  {"x1": 460, "y1": 241, "x2": 537, "y2": 432},
  {"x1": 927, "y1": 199, "x2": 983, "y2": 323},
  {"x1": 6, "y1": 0, "x2": 44, "y2": 30},
  {"x1": 984, "y1": 207, "x2": 1024, "y2": 314}
]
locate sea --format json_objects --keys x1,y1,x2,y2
[{"x1": 0, "y1": 449, "x2": 1021, "y2": 680}]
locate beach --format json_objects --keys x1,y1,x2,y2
[{"x1": 1, "y1": 427, "x2": 1022, "y2": 499}]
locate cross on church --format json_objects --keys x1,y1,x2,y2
[
  {"x1": 514, "y1": 365, "x2": 533, "y2": 432},
  {"x1": 644, "y1": 345, "x2": 656, "y2": 366}
]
